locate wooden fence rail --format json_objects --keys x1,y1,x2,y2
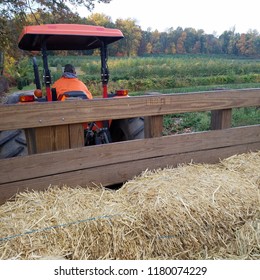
[
  {"x1": 0, "y1": 88, "x2": 259, "y2": 130},
  {"x1": 0, "y1": 88, "x2": 259, "y2": 204}
]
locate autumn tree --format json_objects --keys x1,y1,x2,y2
[
  {"x1": 115, "y1": 18, "x2": 142, "y2": 56},
  {"x1": 219, "y1": 30, "x2": 232, "y2": 54},
  {"x1": 183, "y1": 28, "x2": 198, "y2": 53},
  {"x1": 192, "y1": 41, "x2": 201, "y2": 54},
  {"x1": 149, "y1": 30, "x2": 161, "y2": 53},
  {"x1": 138, "y1": 30, "x2": 151, "y2": 55},
  {"x1": 86, "y1": 13, "x2": 114, "y2": 27},
  {"x1": 176, "y1": 31, "x2": 187, "y2": 54},
  {"x1": 245, "y1": 30, "x2": 258, "y2": 55},
  {"x1": 219, "y1": 28, "x2": 239, "y2": 55},
  {"x1": 236, "y1": 33, "x2": 247, "y2": 55},
  {"x1": 164, "y1": 28, "x2": 177, "y2": 54},
  {"x1": 0, "y1": 0, "x2": 112, "y2": 21},
  {"x1": 254, "y1": 36, "x2": 260, "y2": 55},
  {"x1": 0, "y1": 1, "x2": 111, "y2": 58}
]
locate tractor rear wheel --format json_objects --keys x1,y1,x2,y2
[
  {"x1": 0, "y1": 129, "x2": 27, "y2": 159},
  {"x1": 110, "y1": 117, "x2": 144, "y2": 142},
  {"x1": 0, "y1": 92, "x2": 28, "y2": 159}
]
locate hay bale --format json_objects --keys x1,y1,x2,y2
[{"x1": 0, "y1": 151, "x2": 259, "y2": 260}]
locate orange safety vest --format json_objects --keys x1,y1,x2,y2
[{"x1": 52, "y1": 76, "x2": 93, "y2": 99}]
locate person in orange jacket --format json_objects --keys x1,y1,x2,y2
[{"x1": 52, "y1": 64, "x2": 93, "y2": 100}]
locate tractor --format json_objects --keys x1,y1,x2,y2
[{"x1": 0, "y1": 24, "x2": 144, "y2": 158}]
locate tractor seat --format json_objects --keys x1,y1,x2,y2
[
  {"x1": 60, "y1": 91, "x2": 88, "y2": 100},
  {"x1": 51, "y1": 88, "x2": 88, "y2": 101}
]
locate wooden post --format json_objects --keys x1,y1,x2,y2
[
  {"x1": 25, "y1": 125, "x2": 71, "y2": 154},
  {"x1": 211, "y1": 109, "x2": 232, "y2": 130},
  {"x1": 144, "y1": 115, "x2": 163, "y2": 138},
  {"x1": 25, "y1": 124, "x2": 85, "y2": 154},
  {"x1": 69, "y1": 124, "x2": 84, "y2": 148},
  {"x1": 144, "y1": 92, "x2": 164, "y2": 138}
]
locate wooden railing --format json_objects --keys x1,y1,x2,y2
[{"x1": 0, "y1": 88, "x2": 259, "y2": 204}]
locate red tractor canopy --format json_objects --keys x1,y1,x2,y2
[
  {"x1": 18, "y1": 24, "x2": 124, "y2": 99},
  {"x1": 18, "y1": 24, "x2": 124, "y2": 51}
]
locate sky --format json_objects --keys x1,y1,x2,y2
[{"x1": 79, "y1": 0, "x2": 260, "y2": 35}]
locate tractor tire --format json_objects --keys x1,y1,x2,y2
[
  {"x1": 0, "y1": 130, "x2": 27, "y2": 159},
  {"x1": 110, "y1": 117, "x2": 144, "y2": 142},
  {"x1": 0, "y1": 92, "x2": 28, "y2": 159}
]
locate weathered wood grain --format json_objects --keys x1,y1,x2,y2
[
  {"x1": 1, "y1": 125, "x2": 259, "y2": 184},
  {"x1": 144, "y1": 116, "x2": 163, "y2": 138},
  {"x1": 0, "y1": 142, "x2": 259, "y2": 205},
  {"x1": 0, "y1": 89, "x2": 259, "y2": 130},
  {"x1": 25, "y1": 125, "x2": 70, "y2": 154},
  {"x1": 69, "y1": 124, "x2": 84, "y2": 148},
  {"x1": 211, "y1": 109, "x2": 232, "y2": 130},
  {"x1": 25, "y1": 124, "x2": 84, "y2": 154}
]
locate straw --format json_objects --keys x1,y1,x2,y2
[{"x1": 0, "y1": 151, "x2": 259, "y2": 260}]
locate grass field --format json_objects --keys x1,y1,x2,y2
[
  {"x1": 44, "y1": 54, "x2": 260, "y2": 95},
  {"x1": 13, "y1": 54, "x2": 260, "y2": 95}
]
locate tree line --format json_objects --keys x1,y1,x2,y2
[
  {"x1": 0, "y1": 0, "x2": 260, "y2": 63},
  {"x1": 86, "y1": 14, "x2": 260, "y2": 57}
]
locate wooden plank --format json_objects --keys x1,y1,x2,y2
[
  {"x1": 25, "y1": 124, "x2": 84, "y2": 153},
  {"x1": 24, "y1": 128, "x2": 36, "y2": 154},
  {"x1": 144, "y1": 116, "x2": 163, "y2": 138},
  {"x1": 211, "y1": 109, "x2": 232, "y2": 130},
  {"x1": 1, "y1": 125, "x2": 259, "y2": 184},
  {"x1": 51, "y1": 125, "x2": 70, "y2": 151},
  {"x1": 25, "y1": 125, "x2": 70, "y2": 154},
  {"x1": 69, "y1": 124, "x2": 84, "y2": 148},
  {"x1": 0, "y1": 89, "x2": 260, "y2": 131},
  {"x1": 0, "y1": 142, "x2": 259, "y2": 205}
]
